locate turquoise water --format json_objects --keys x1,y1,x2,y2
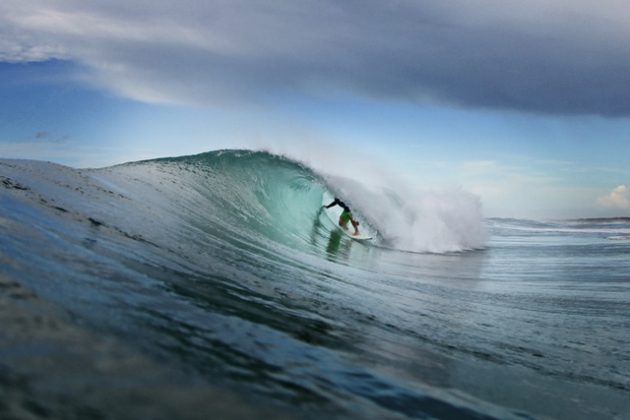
[{"x1": 0, "y1": 151, "x2": 629, "y2": 419}]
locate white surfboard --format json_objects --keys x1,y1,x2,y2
[{"x1": 342, "y1": 230, "x2": 373, "y2": 241}]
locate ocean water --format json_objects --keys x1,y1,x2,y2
[{"x1": 0, "y1": 150, "x2": 628, "y2": 419}]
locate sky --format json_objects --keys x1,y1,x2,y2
[{"x1": 1, "y1": 0, "x2": 629, "y2": 218}]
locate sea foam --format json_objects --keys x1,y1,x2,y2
[{"x1": 261, "y1": 143, "x2": 488, "y2": 253}]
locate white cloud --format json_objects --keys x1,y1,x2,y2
[
  {"x1": 1, "y1": 1, "x2": 630, "y2": 114},
  {"x1": 597, "y1": 185, "x2": 630, "y2": 209}
]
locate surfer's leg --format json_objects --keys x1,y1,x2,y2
[
  {"x1": 339, "y1": 211, "x2": 350, "y2": 229},
  {"x1": 351, "y1": 219, "x2": 360, "y2": 235}
]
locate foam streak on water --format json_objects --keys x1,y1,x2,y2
[{"x1": 0, "y1": 151, "x2": 629, "y2": 419}]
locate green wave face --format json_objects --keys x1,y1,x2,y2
[{"x1": 146, "y1": 149, "x2": 364, "y2": 259}]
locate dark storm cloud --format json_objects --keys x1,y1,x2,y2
[{"x1": 2, "y1": 0, "x2": 630, "y2": 115}]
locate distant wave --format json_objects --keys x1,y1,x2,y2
[
  {"x1": 489, "y1": 217, "x2": 630, "y2": 236},
  {"x1": 570, "y1": 217, "x2": 630, "y2": 223}
]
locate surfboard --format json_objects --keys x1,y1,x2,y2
[
  {"x1": 322, "y1": 202, "x2": 373, "y2": 241},
  {"x1": 342, "y1": 230, "x2": 373, "y2": 241}
]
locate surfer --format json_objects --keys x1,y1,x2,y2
[{"x1": 323, "y1": 198, "x2": 360, "y2": 236}]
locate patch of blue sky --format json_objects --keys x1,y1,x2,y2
[
  {"x1": 0, "y1": 60, "x2": 131, "y2": 144},
  {"x1": 0, "y1": 60, "x2": 233, "y2": 165}
]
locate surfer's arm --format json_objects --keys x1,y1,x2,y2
[{"x1": 323, "y1": 200, "x2": 338, "y2": 209}]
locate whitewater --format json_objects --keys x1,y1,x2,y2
[{"x1": 0, "y1": 150, "x2": 628, "y2": 419}]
